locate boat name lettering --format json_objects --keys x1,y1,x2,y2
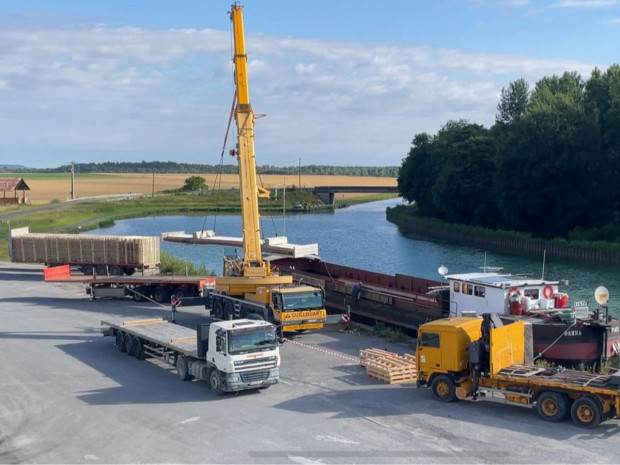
[
  {"x1": 573, "y1": 301, "x2": 588, "y2": 308},
  {"x1": 611, "y1": 326, "x2": 620, "y2": 333},
  {"x1": 563, "y1": 330, "x2": 582, "y2": 337}
]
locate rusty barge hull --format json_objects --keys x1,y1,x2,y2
[{"x1": 273, "y1": 258, "x2": 448, "y2": 332}]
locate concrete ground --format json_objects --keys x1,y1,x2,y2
[{"x1": 1, "y1": 262, "x2": 620, "y2": 464}]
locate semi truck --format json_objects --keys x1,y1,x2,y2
[
  {"x1": 44, "y1": 264, "x2": 214, "y2": 303},
  {"x1": 101, "y1": 316, "x2": 280, "y2": 393},
  {"x1": 416, "y1": 314, "x2": 620, "y2": 428},
  {"x1": 10, "y1": 227, "x2": 159, "y2": 275}
]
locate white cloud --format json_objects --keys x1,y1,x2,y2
[
  {"x1": 551, "y1": 0, "x2": 617, "y2": 7},
  {"x1": 0, "y1": 25, "x2": 600, "y2": 167}
]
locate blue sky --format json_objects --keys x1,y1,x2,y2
[{"x1": 1, "y1": 0, "x2": 619, "y2": 168}]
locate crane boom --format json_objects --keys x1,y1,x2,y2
[{"x1": 230, "y1": 3, "x2": 271, "y2": 278}]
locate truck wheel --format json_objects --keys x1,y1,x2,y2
[
  {"x1": 209, "y1": 369, "x2": 225, "y2": 395},
  {"x1": 571, "y1": 397, "x2": 602, "y2": 428},
  {"x1": 176, "y1": 356, "x2": 191, "y2": 381},
  {"x1": 212, "y1": 301, "x2": 224, "y2": 319},
  {"x1": 82, "y1": 265, "x2": 94, "y2": 276},
  {"x1": 96, "y1": 265, "x2": 108, "y2": 275},
  {"x1": 431, "y1": 375, "x2": 456, "y2": 403},
  {"x1": 115, "y1": 331, "x2": 126, "y2": 352},
  {"x1": 223, "y1": 301, "x2": 234, "y2": 320},
  {"x1": 124, "y1": 335, "x2": 135, "y2": 355},
  {"x1": 153, "y1": 286, "x2": 170, "y2": 303},
  {"x1": 536, "y1": 391, "x2": 569, "y2": 422},
  {"x1": 108, "y1": 265, "x2": 123, "y2": 276},
  {"x1": 131, "y1": 338, "x2": 145, "y2": 360}
]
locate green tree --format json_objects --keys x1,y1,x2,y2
[
  {"x1": 496, "y1": 78, "x2": 530, "y2": 124},
  {"x1": 182, "y1": 176, "x2": 207, "y2": 192}
]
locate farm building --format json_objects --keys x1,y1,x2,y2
[{"x1": 0, "y1": 178, "x2": 31, "y2": 205}]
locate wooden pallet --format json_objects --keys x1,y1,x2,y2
[{"x1": 360, "y1": 348, "x2": 417, "y2": 384}]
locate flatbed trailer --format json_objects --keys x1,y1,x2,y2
[
  {"x1": 44, "y1": 264, "x2": 215, "y2": 303},
  {"x1": 417, "y1": 316, "x2": 620, "y2": 428},
  {"x1": 100, "y1": 316, "x2": 280, "y2": 393}
]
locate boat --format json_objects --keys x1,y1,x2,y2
[
  {"x1": 272, "y1": 256, "x2": 620, "y2": 367},
  {"x1": 443, "y1": 270, "x2": 620, "y2": 367}
]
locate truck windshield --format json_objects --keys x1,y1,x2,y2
[
  {"x1": 281, "y1": 291, "x2": 323, "y2": 311},
  {"x1": 228, "y1": 327, "x2": 277, "y2": 355}
]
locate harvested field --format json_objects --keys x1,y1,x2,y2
[{"x1": 18, "y1": 173, "x2": 397, "y2": 205}]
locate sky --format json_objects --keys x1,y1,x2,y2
[{"x1": 1, "y1": 0, "x2": 619, "y2": 169}]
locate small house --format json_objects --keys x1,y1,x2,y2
[{"x1": 0, "y1": 178, "x2": 31, "y2": 205}]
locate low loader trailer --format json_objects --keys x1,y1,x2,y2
[
  {"x1": 101, "y1": 316, "x2": 280, "y2": 393},
  {"x1": 416, "y1": 314, "x2": 620, "y2": 428},
  {"x1": 44, "y1": 264, "x2": 215, "y2": 303}
]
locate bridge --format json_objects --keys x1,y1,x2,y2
[{"x1": 312, "y1": 186, "x2": 398, "y2": 205}]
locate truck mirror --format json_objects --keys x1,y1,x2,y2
[{"x1": 278, "y1": 337, "x2": 285, "y2": 344}]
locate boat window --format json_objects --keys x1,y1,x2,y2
[
  {"x1": 462, "y1": 284, "x2": 473, "y2": 295},
  {"x1": 524, "y1": 289, "x2": 539, "y2": 299},
  {"x1": 453, "y1": 282, "x2": 461, "y2": 293},
  {"x1": 420, "y1": 332, "x2": 440, "y2": 348},
  {"x1": 474, "y1": 285, "x2": 485, "y2": 298}
]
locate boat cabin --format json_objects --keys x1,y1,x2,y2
[{"x1": 445, "y1": 272, "x2": 569, "y2": 317}]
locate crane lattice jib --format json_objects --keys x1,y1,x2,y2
[{"x1": 230, "y1": 4, "x2": 271, "y2": 277}]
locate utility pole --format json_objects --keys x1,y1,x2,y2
[
  {"x1": 152, "y1": 172, "x2": 155, "y2": 197},
  {"x1": 298, "y1": 157, "x2": 302, "y2": 188},
  {"x1": 70, "y1": 162, "x2": 75, "y2": 200}
]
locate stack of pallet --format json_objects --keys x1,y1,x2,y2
[{"x1": 359, "y1": 348, "x2": 417, "y2": 384}]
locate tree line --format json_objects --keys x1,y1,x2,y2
[
  {"x1": 11, "y1": 161, "x2": 398, "y2": 178},
  {"x1": 398, "y1": 65, "x2": 620, "y2": 241}
]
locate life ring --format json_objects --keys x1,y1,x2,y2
[
  {"x1": 507, "y1": 287, "x2": 523, "y2": 298},
  {"x1": 542, "y1": 285, "x2": 554, "y2": 299}
]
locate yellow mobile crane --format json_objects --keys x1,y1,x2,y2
[{"x1": 205, "y1": 4, "x2": 327, "y2": 333}]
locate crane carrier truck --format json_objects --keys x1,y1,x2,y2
[
  {"x1": 416, "y1": 314, "x2": 620, "y2": 428},
  {"x1": 202, "y1": 4, "x2": 327, "y2": 333},
  {"x1": 101, "y1": 316, "x2": 280, "y2": 393}
]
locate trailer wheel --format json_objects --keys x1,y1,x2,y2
[
  {"x1": 124, "y1": 334, "x2": 135, "y2": 355},
  {"x1": 108, "y1": 265, "x2": 123, "y2": 276},
  {"x1": 115, "y1": 331, "x2": 126, "y2": 352},
  {"x1": 131, "y1": 338, "x2": 145, "y2": 360},
  {"x1": 95, "y1": 265, "x2": 108, "y2": 275},
  {"x1": 123, "y1": 267, "x2": 136, "y2": 276},
  {"x1": 431, "y1": 375, "x2": 456, "y2": 402},
  {"x1": 571, "y1": 396, "x2": 602, "y2": 428},
  {"x1": 82, "y1": 265, "x2": 94, "y2": 276},
  {"x1": 212, "y1": 301, "x2": 224, "y2": 319},
  {"x1": 176, "y1": 356, "x2": 191, "y2": 381},
  {"x1": 153, "y1": 286, "x2": 170, "y2": 303},
  {"x1": 132, "y1": 287, "x2": 147, "y2": 302},
  {"x1": 536, "y1": 391, "x2": 569, "y2": 422},
  {"x1": 209, "y1": 369, "x2": 225, "y2": 395},
  {"x1": 174, "y1": 286, "x2": 193, "y2": 298}
]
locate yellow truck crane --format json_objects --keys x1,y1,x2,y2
[
  {"x1": 204, "y1": 4, "x2": 327, "y2": 333},
  {"x1": 416, "y1": 314, "x2": 620, "y2": 428}
]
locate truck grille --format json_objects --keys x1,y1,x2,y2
[
  {"x1": 240, "y1": 370, "x2": 270, "y2": 382},
  {"x1": 234, "y1": 356, "x2": 276, "y2": 372}
]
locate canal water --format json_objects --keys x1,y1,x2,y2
[{"x1": 88, "y1": 198, "x2": 619, "y2": 316}]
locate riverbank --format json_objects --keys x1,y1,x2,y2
[
  {"x1": 387, "y1": 205, "x2": 620, "y2": 265},
  {"x1": 0, "y1": 191, "x2": 396, "y2": 262}
]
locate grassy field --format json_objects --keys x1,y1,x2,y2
[
  {"x1": 3, "y1": 172, "x2": 396, "y2": 205},
  {"x1": 0, "y1": 173, "x2": 398, "y2": 262}
]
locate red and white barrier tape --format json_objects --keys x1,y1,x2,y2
[{"x1": 284, "y1": 337, "x2": 361, "y2": 363}]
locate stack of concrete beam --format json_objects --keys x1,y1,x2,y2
[{"x1": 10, "y1": 228, "x2": 159, "y2": 266}]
